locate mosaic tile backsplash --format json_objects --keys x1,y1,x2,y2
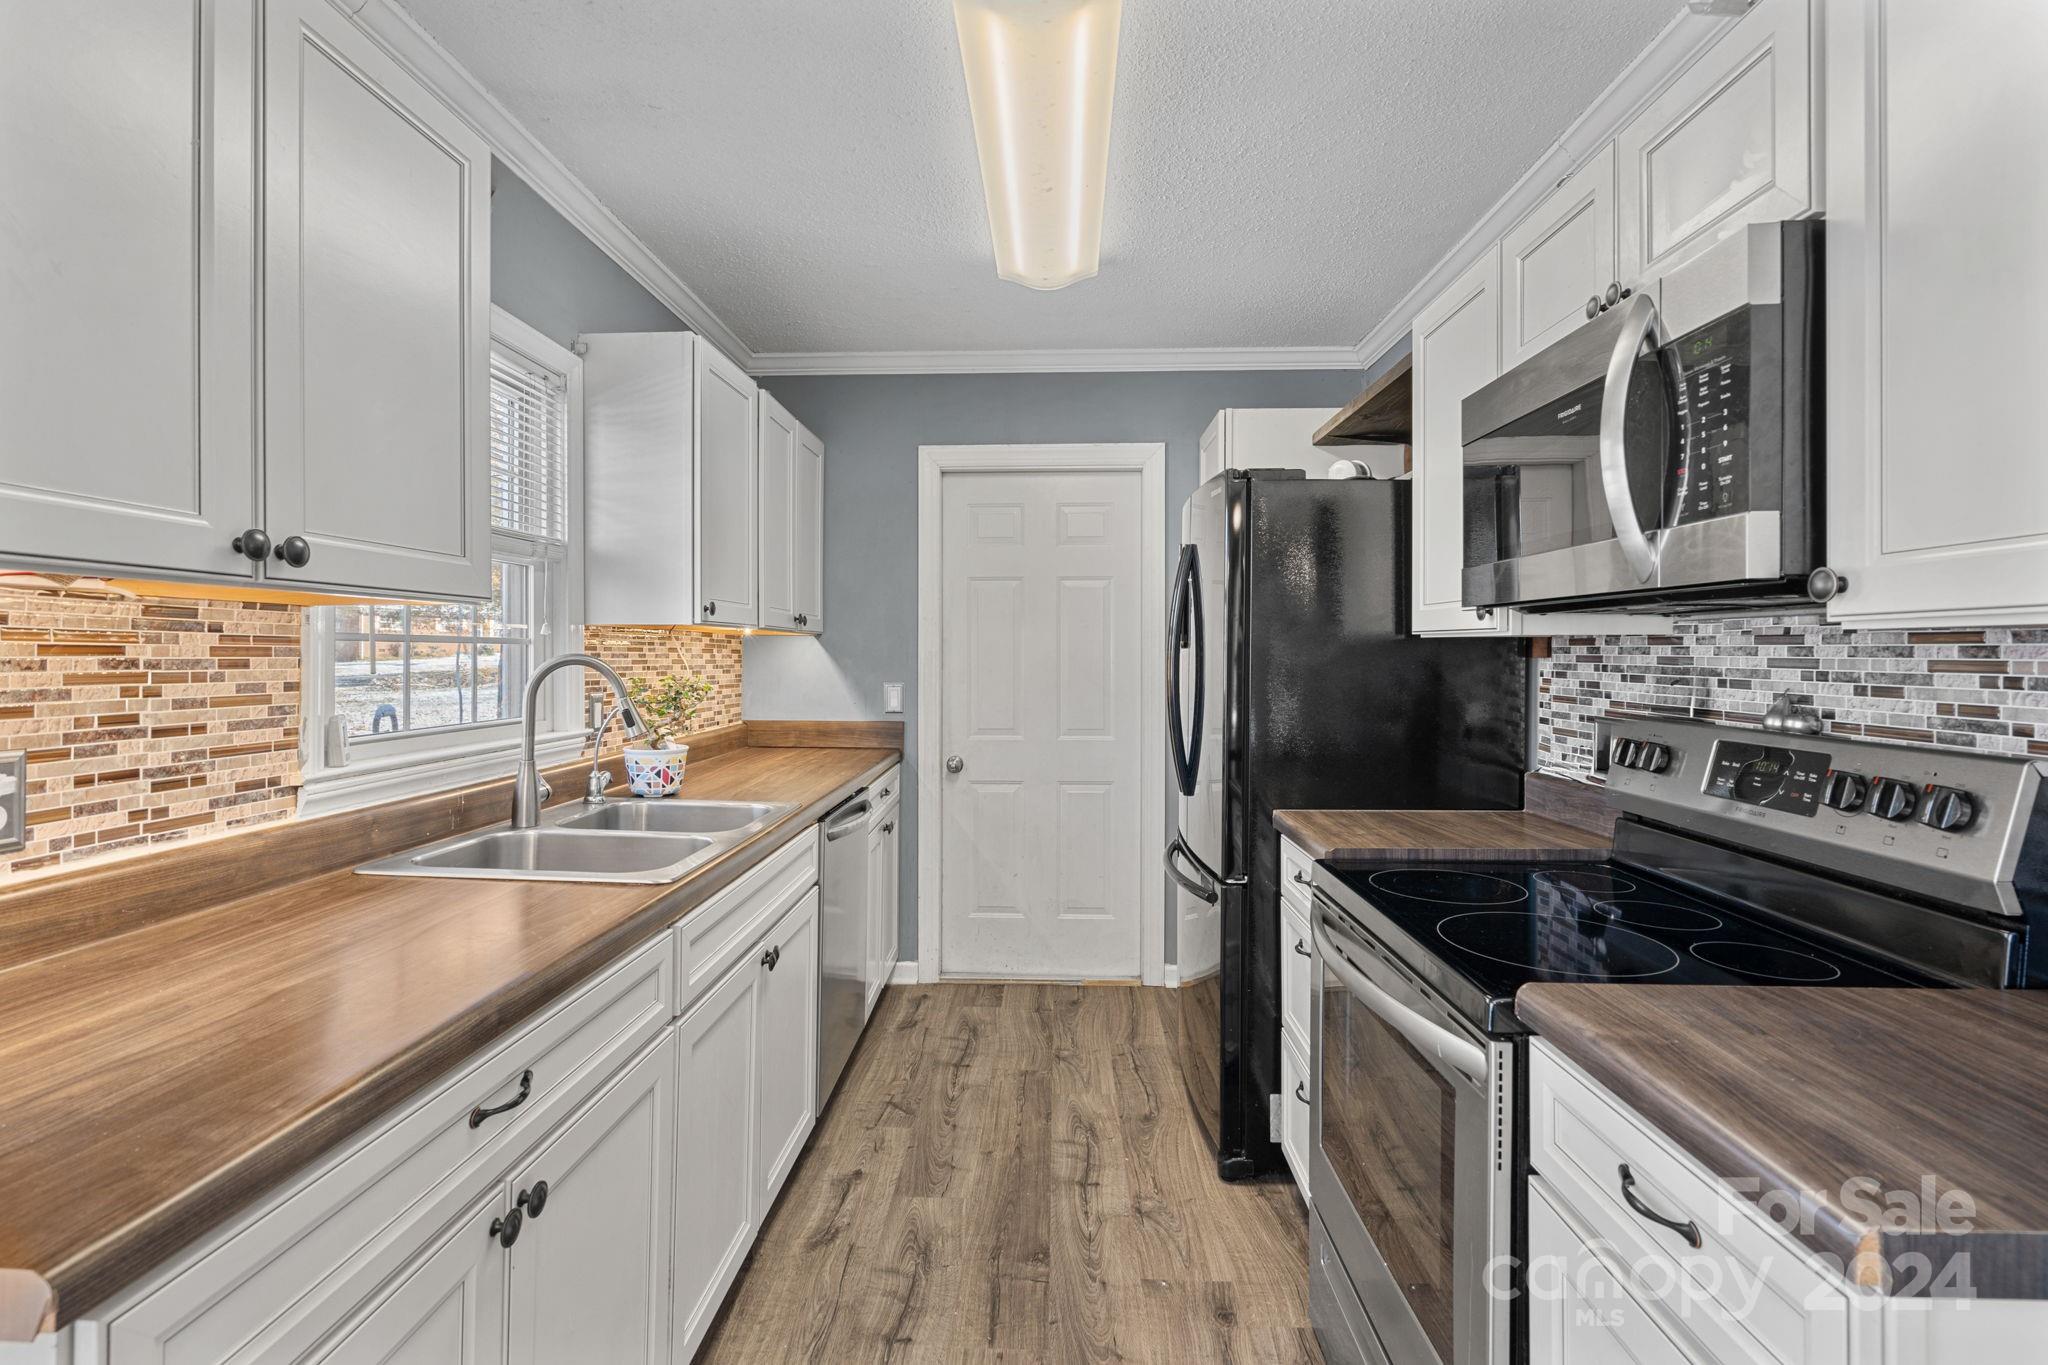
[
  {"x1": 1537, "y1": 614, "x2": 2048, "y2": 779},
  {"x1": 0, "y1": 586, "x2": 746, "y2": 882}
]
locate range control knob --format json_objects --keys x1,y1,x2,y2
[
  {"x1": 1610, "y1": 738, "x2": 1638, "y2": 769},
  {"x1": 1918, "y1": 786, "x2": 1977, "y2": 832},
  {"x1": 1820, "y1": 770, "x2": 1868, "y2": 812},
  {"x1": 1867, "y1": 777, "x2": 1919, "y2": 822},
  {"x1": 1635, "y1": 742, "x2": 1671, "y2": 774}
]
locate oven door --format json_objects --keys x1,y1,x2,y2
[{"x1": 1310, "y1": 899, "x2": 1513, "y2": 1365}]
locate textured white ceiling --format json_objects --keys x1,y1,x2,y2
[{"x1": 398, "y1": 0, "x2": 1676, "y2": 356}]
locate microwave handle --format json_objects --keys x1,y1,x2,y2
[
  {"x1": 1599, "y1": 292, "x2": 1666, "y2": 584},
  {"x1": 1314, "y1": 911, "x2": 1488, "y2": 1084}
]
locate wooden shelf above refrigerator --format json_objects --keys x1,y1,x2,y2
[{"x1": 1312, "y1": 353, "x2": 1412, "y2": 447}]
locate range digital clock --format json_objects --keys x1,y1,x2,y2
[{"x1": 1703, "y1": 740, "x2": 1830, "y2": 817}]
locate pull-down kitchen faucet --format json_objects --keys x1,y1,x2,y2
[{"x1": 511, "y1": 653, "x2": 647, "y2": 828}]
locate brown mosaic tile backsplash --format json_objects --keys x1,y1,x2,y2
[
  {"x1": 0, "y1": 584, "x2": 303, "y2": 878},
  {"x1": 1538, "y1": 614, "x2": 2048, "y2": 779},
  {"x1": 0, "y1": 591, "x2": 747, "y2": 883}
]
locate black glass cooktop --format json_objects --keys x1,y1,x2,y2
[{"x1": 1318, "y1": 858, "x2": 1934, "y2": 1032}]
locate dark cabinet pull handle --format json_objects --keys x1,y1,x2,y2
[
  {"x1": 1291, "y1": 870, "x2": 1312, "y2": 886},
  {"x1": 232, "y1": 529, "x2": 270, "y2": 561},
  {"x1": 762, "y1": 944, "x2": 780, "y2": 971},
  {"x1": 702, "y1": 601, "x2": 717, "y2": 617},
  {"x1": 469, "y1": 1069, "x2": 533, "y2": 1128},
  {"x1": 882, "y1": 820, "x2": 895, "y2": 834},
  {"x1": 274, "y1": 535, "x2": 312, "y2": 568},
  {"x1": 490, "y1": 1207, "x2": 523, "y2": 1248},
  {"x1": 1293, "y1": 938, "x2": 1311, "y2": 958},
  {"x1": 518, "y1": 1179, "x2": 550, "y2": 1220},
  {"x1": 1618, "y1": 1164, "x2": 1701, "y2": 1248},
  {"x1": 1295, "y1": 1082, "x2": 1309, "y2": 1104}
]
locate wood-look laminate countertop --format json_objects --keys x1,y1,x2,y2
[
  {"x1": 0, "y1": 744, "x2": 896, "y2": 1335},
  {"x1": 1273, "y1": 808, "x2": 1612, "y2": 862},
  {"x1": 1518, "y1": 984, "x2": 2048, "y2": 1298}
]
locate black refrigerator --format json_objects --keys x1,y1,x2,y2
[{"x1": 1165, "y1": 469, "x2": 1526, "y2": 1179}]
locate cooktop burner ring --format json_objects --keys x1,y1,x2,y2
[
  {"x1": 1532, "y1": 868, "x2": 1640, "y2": 897},
  {"x1": 1588, "y1": 899, "x2": 1725, "y2": 933},
  {"x1": 1366, "y1": 869, "x2": 1529, "y2": 905},
  {"x1": 1434, "y1": 911, "x2": 1683, "y2": 979},
  {"x1": 1689, "y1": 940, "x2": 1845, "y2": 982}
]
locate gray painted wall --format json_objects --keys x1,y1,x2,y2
[
  {"x1": 490, "y1": 161, "x2": 684, "y2": 345},
  {"x1": 744, "y1": 370, "x2": 1367, "y2": 968}
]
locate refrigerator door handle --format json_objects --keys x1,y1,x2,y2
[
  {"x1": 1165, "y1": 833, "x2": 1218, "y2": 903},
  {"x1": 1168, "y1": 544, "x2": 1204, "y2": 797}
]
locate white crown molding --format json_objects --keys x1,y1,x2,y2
[
  {"x1": 344, "y1": 0, "x2": 758, "y2": 369},
  {"x1": 750, "y1": 345, "x2": 1364, "y2": 376},
  {"x1": 1349, "y1": 4, "x2": 1741, "y2": 368}
]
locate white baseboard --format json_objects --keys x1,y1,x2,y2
[
  {"x1": 1163, "y1": 964, "x2": 1181, "y2": 988},
  {"x1": 889, "y1": 961, "x2": 919, "y2": 985}
]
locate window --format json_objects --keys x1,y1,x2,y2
[{"x1": 299, "y1": 308, "x2": 583, "y2": 814}]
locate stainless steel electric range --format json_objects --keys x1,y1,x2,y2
[{"x1": 1303, "y1": 716, "x2": 2047, "y2": 1365}]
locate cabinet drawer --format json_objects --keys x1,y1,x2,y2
[
  {"x1": 674, "y1": 827, "x2": 818, "y2": 1013},
  {"x1": 1280, "y1": 1031, "x2": 1311, "y2": 1199},
  {"x1": 105, "y1": 935, "x2": 673, "y2": 1364},
  {"x1": 1280, "y1": 837, "x2": 1315, "y2": 912},
  {"x1": 1280, "y1": 897, "x2": 1311, "y2": 1051},
  {"x1": 1529, "y1": 1179, "x2": 1691, "y2": 1364},
  {"x1": 1531, "y1": 1042, "x2": 1854, "y2": 1365},
  {"x1": 866, "y1": 764, "x2": 901, "y2": 813}
]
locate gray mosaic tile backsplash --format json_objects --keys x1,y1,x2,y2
[{"x1": 1536, "y1": 615, "x2": 2048, "y2": 779}]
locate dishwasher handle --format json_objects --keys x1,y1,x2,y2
[{"x1": 824, "y1": 796, "x2": 873, "y2": 840}]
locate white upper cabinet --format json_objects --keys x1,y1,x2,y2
[
  {"x1": 584, "y1": 332, "x2": 760, "y2": 629},
  {"x1": 1615, "y1": 0, "x2": 1817, "y2": 290},
  {"x1": 1411, "y1": 248, "x2": 1512, "y2": 637},
  {"x1": 1501, "y1": 143, "x2": 1617, "y2": 368},
  {"x1": 260, "y1": 0, "x2": 492, "y2": 600},
  {"x1": 0, "y1": 0, "x2": 491, "y2": 601},
  {"x1": 1823, "y1": 0, "x2": 2048, "y2": 628},
  {"x1": 1198, "y1": 409, "x2": 1389, "y2": 481},
  {"x1": 0, "y1": 0, "x2": 257, "y2": 580},
  {"x1": 756, "y1": 392, "x2": 825, "y2": 634},
  {"x1": 756, "y1": 393, "x2": 800, "y2": 632}
]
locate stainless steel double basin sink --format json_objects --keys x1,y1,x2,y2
[{"x1": 356, "y1": 799, "x2": 796, "y2": 884}]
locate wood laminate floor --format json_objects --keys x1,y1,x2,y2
[{"x1": 698, "y1": 982, "x2": 1324, "y2": 1364}]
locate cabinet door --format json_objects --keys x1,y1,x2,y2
[
  {"x1": 1411, "y1": 247, "x2": 1516, "y2": 636},
  {"x1": 792, "y1": 423, "x2": 826, "y2": 633},
  {"x1": 672, "y1": 957, "x2": 759, "y2": 1362},
  {"x1": 1528, "y1": 1184, "x2": 1690, "y2": 1365},
  {"x1": 260, "y1": 0, "x2": 491, "y2": 600},
  {"x1": 310, "y1": 1193, "x2": 508, "y2": 1365},
  {"x1": 0, "y1": 0, "x2": 258, "y2": 580},
  {"x1": 1502, "y1": 144, "x2": 1617, "y2": 367},
  {"x1": 1824, "y1": 0, "x2": 2048, "y2": 628},
  {"x1": 1615, "y1": 0, "x2": 1815, "y2": 289},
  {"x1": 507, "y1": 1032, "x2": 675, "y2": 1365},
  {"x1": 694, "y1": 342, "x2": 758, "y2": 626},
  {"x1": 756, "y1": 393, "x2": 799, "y2": 631},
  {"x1": 864, "y1": 810, "x2": 900, "y2": 1016},
  {"x1": 1198, "y1": 413, "x2": 1226, "y2": 483},
  {"x1": 754, "y1": 889, "x2": 819, "y2": 1212}
]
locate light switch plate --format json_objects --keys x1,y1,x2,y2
[
  {"x1": 0, "y1": 751, "x2": 25, "y2": 855},
  {"x1": 883, "y1": 683, "x2": 903, "y2": 714}
]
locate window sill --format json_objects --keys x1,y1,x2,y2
[{"x1": 298, "y1": 728, "x2": 590, "y2": 820}]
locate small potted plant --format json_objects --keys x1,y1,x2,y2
[{"x1": 620, "y1": 673, "x2": 714, "y2": 797}]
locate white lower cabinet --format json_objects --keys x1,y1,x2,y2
[
  {"x1": 310, "y1": 1194, "x2": 509, "y2": 1365},
  {"x1": 754, "y1": 889, "x2": 820, "y2": 1213},
  {"x1": 864, "y1": 791, "x2": 902, "y2": 1017},
  {"x1": 1528, "y1": 1183, "x2": 1689, "y2": 1365},
  {"x1": 507, "y1": 1033, "x2": 675, "y2": 1365}
]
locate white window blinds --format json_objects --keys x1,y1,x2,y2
[{"x1": 488, "y1": 344, "x2": 568, "y2": 545}]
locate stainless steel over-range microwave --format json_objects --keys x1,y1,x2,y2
[{"x1": 1461, "y1": 220, "x2": 1822, "y2": 614}]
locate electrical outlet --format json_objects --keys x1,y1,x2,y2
[
  {"x1": 0, "y1": 751, "x2": 25, "y2": 855},
  {"x1": 883, "y1": 683, "x2": 903, "y2": 714}
]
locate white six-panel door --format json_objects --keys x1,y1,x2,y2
[{"x1": 936, "y1": 466, "x2": 1144, "y2": 980}]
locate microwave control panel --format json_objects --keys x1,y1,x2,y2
[{"x1": 1668, "y1": 309, "x2": 1752, "y2": 525}]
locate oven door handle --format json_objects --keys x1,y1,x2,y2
[
  {"x1": 1598, "y1": 291, "x2": 1667, "y2": 585},
  {"x1": 1314, "y1": 911, "x2": 1488, "y2": 1083}
]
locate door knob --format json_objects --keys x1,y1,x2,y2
[{"x1": 945, "y1": 756, "x2": 964, "y2": 774}]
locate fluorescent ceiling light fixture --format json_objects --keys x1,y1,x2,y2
[{"x1": 952, "y1": 0, "x2": 1122, "y2": 290}]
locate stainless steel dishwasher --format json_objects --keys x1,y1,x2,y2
[{"x1": 816, "y1": 788, "x2": 873, "y2": 1107}]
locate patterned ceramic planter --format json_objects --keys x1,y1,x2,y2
[{"x1": 623, "y1": 744, "x2": 688, "y2": 797}]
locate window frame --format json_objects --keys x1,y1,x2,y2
[{"x1": 297, "y1": 307, "x2": 587, "y2": 818}]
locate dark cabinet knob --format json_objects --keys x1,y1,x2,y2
[
  {"x1": 1918, "y1": 786, "x2": 1976, "y2": 832},
  {"x1": 232, "y1": 529, "x2": 271, "y2": 561},
  {"x1": 1868, "y1": 777, "x2": 1918, "y2": 822},
  {"x1": 761, "y1": 944, "x2": 780, "y2": 971},
  {"x1": 1821, "y1": 771, "x2": 1868, "y2": 812},
  {"x1": 518, "y1": 1179, "x2": 550, "y2": 1220},
  {"x1": 274, "y1": 535, "x2": 311, "y2": 568},
  {"x1": 702, "y1": 601, "x2": 717, "y2": 618},
  {"x1": 490, "y1": 1207, "x2": 523, "y2": 1248}
]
